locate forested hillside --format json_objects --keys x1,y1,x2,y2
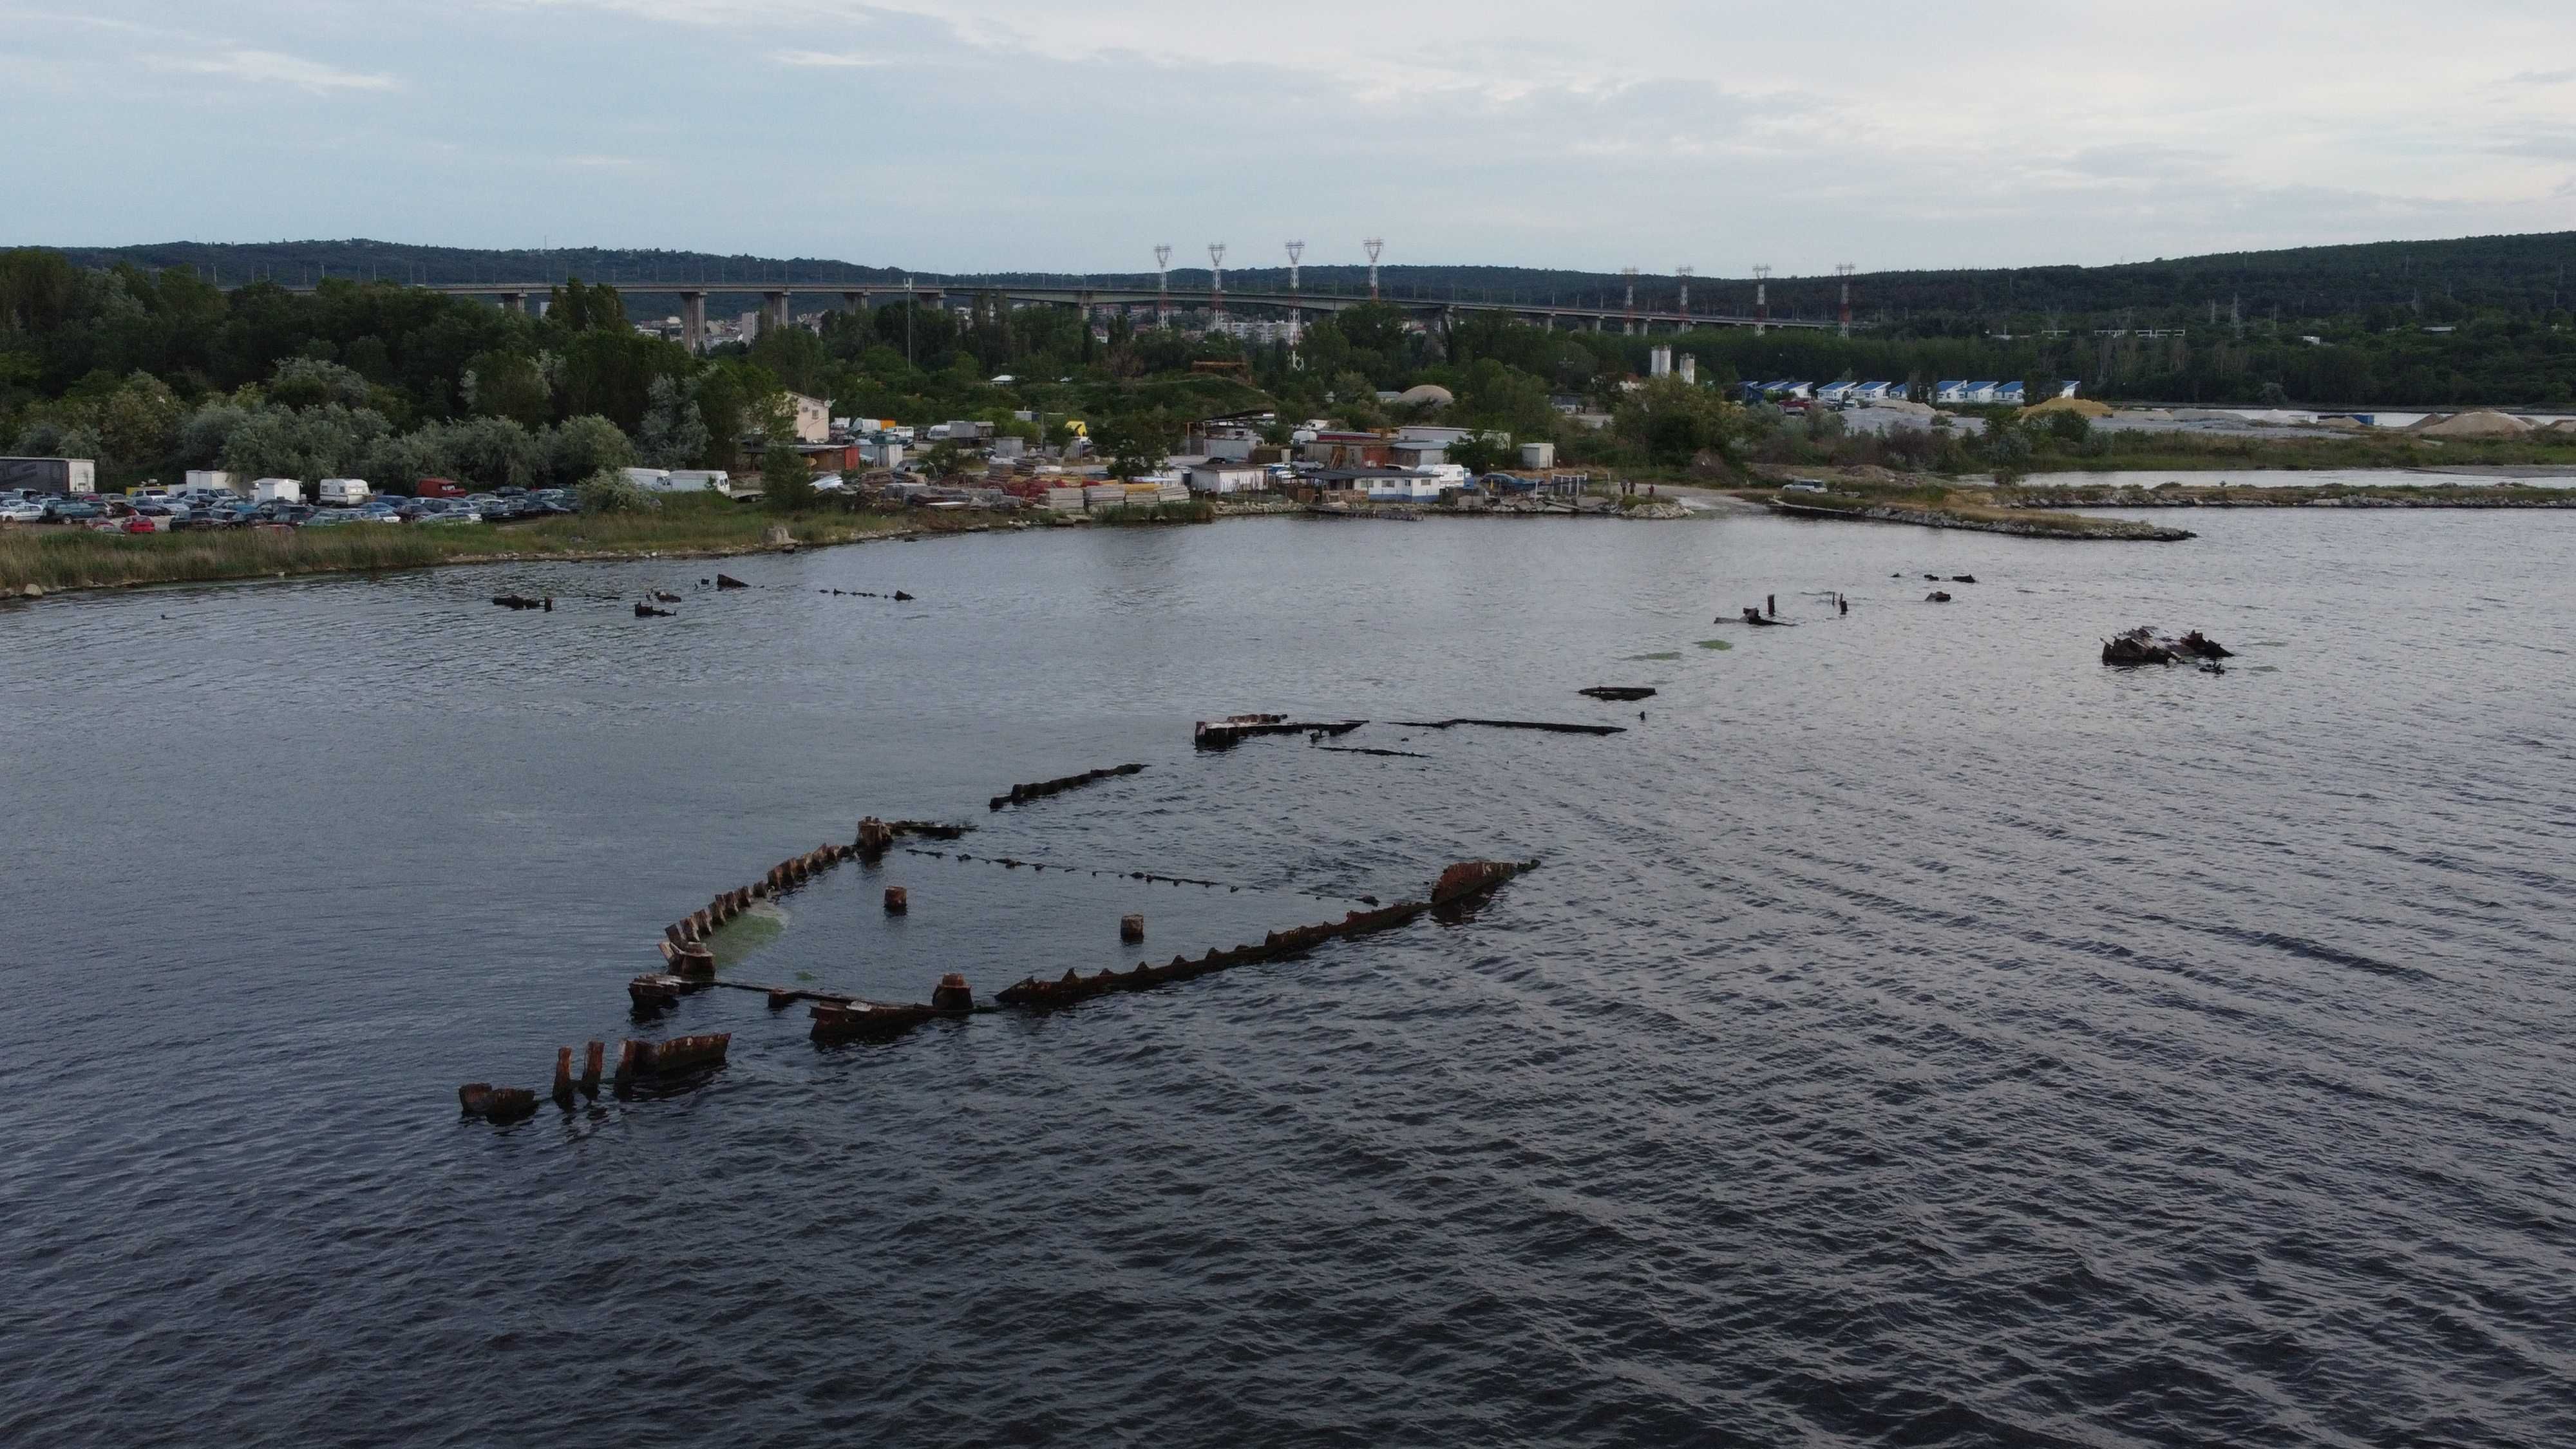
[
  {"x1": 5, "y1": 234, "x2": 2573, "y2": 497},
  {"x1": 58, "y1": 231, "x2": 2576, "y2": 325}
]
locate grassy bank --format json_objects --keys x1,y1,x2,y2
[
  {"x1": 1088, "y1": 499, "x2": 1217, "y2": 526},
  {"x1": 0, "y1": 500, "x2": 941, "y2": 596},
  {"x1": 2009, "y1": 428, "x2": 2576, "y2": 475},
  {"x1": 1748, "y1": 477, "x2": 2193, "y2": 540},
  {"x1": 2003, "y1": 480, "x2": 2576, "y2": 509}
]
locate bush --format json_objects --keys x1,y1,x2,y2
[{"x1": 574, "y1": 467, "x2": 654, "y2": 514}]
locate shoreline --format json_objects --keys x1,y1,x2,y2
[
  {"x1": 1763, "y1": 497, "x2": 2195, "y2": 541},
  {"x1": 0, "y1": 511, "x2": 1027, "y2": 603}
]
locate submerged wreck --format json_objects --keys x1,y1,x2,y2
[
  {"x1": 2102, "y1": 627, "x2": 2236, "y2": 667},
  {"x1": 457, "y1": 738, "x2": 1551, "y2": 1126},
  {"x1": 1195, "y1": 714, "x2": 1368, "y2": 748}
]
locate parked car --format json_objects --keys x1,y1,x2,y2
[
  {"x1": 0, "y1": 499, "x2": 44, "y2": 523},
  {"x1": 418, "y1": 509, "x2": 481, "y2": 526},
  {"x1": 118, "y1": 515, "x2": 160, "y2": 535}
]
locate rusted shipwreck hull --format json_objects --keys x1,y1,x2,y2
[
  {"x1": 990, "y1": 762, "x2": 1146, "y2": 811},
  {"x1": 995, "y1": 898, "x2": 1434, "y2": 1010},
  {"x1": 1194, "y1": 714, "x2": 1368, "y2": 749}
]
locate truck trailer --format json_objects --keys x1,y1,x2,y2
[{"x1": 0, "y1": 457, "x2": 98, "y2": 495}]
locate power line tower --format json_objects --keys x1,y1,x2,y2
[
  {"x1": 1154, "y1": 244, "x2": 1172, "y2": 327},
  {"x1": 1208, "y1": 243, "x2": 1227, "y2": 323},
  {"x1": 1836, "y1": 263, "x2": 1855, "y2": 337},
  {"x1": 1753, "y1": 264, "x2": 1772, "y2": 334},
  {"x1": 1363, "y1": 238, "x2": 1383, "y2": 301},
  {"x1": 1285, "y1": 240, "x2": 1304, "y2": 345}
]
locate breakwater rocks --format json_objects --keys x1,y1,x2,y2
[
  {"x1": 1195, "y1": 714, "x2": 1369, "y2": 749},
  {"x1": 1768, "y1": 498, "x2": 2194, "y2": 542},
  {"x1": 990, "y1": 762, "x2": 1146, "y2": 811}
]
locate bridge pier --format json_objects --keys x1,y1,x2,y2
[
  {"x1": 502, "y1": 291, "x2": 527, "y2": 315},
  {"x1": 680, "y1": 291, "x2": 707, "y2": 351},
  {"x1": 763, "y1": 291, "x2": 790, "y2": 334},
  {"x1": 843, "y1": 290, "x2": 867, "y2": 317}
]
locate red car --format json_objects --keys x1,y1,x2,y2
[{"x1": 119, "y1": 515, "x2": 160, "y2": 535}]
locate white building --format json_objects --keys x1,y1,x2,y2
[
  {"x1": 786, "y1": 392, "x2": 831, "y2": 444},
  {"x1": 1186, "y1": 460, "x2": 1266, "y2": 494}
]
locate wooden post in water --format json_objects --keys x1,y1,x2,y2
[
  {"x1": 552, "y1": 1047, "x2": 574, "y2": 1109},
  {"x1": 884, "y1": 886, "x2": 909, "y2": 914},
  {"x1": 1121, "y1": 913, "x2": 1146, "y2": 943},
  {"x1": 580, "y1": 1041, "x2": 603, "y2": 1098}
]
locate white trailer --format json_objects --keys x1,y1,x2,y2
[
  {"x1": 184, "y1": 469, "x2": 243, "y2": 497},
  {"x1": 251, "y1": 478, "x2": 303, "y2": 504},
  {"x1": 317, "y1": 477, "x2": 370, "y2": 506},
  {"x1": 661, "y1": 469, "x2": 727, "y2": 493}
]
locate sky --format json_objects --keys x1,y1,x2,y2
[{"x1": 3, "y1": 0, "x2": 2573, "y2": 278}]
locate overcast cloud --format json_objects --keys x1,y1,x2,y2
[{"x1": 3, "y1": 0, "x2": 2571, "y2": 276}]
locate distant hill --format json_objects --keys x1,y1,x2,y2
[{"x1": 47, "y1": 231, "x2": 2576, "y2": 328}]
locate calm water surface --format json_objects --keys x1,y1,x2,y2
[{"x1": 3, "y1": 511, "x2": 2571, "y2": 1446}]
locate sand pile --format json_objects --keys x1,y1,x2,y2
[
  {"x1": 2412, "y1": 410, "x2": 2533, "y2": 437},
  {"x1": 2020, "y1": 396, "x2": 2112, "y2": 420}
]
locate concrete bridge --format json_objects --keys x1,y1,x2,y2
[{"x1": 269, "y1": 278, "x2": 1841, "y2": 345}]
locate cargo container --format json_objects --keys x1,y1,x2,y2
[
  {"x1": 0, "y1": 457, "x2": 97, "y2": 495},
  {"x1": 251, "y1": 478, "x2": 304, "y2": 504},
  {"x1": 184, "y1": 469, "x2": 243, "y2": 496}
]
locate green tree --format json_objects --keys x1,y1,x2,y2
[
  {"x1": 464, "y1": 350, "x2": 554, "y2": 430},
  {"x1": 267, "y1": 357, "x2": 373, "y2": 410},
  {"x1": 750, "y1": 322, "x2": 831, "y2": 397},
  {"x1": 1095, "y1": 412, "x2": 1178, "y2": 480},
  {"x1": 544, "y1": 278, "x2": 629, "y2": 334},
  {"x1": 920, "y1": 439, "x2": 968, "y2": 479},
  {"x1": 1613, "y1": 376, "x2": 1745, "y2": 466},
  {"x1": 636, "y1": 374, "x2": 709, "y2": 468},
  {"x1": 761, "y1": 439, "x2": 815, "y2": 511},
  {"x1": 556, "y1": 330, "x2": 690, "y2": 433},
  {"x1": 543, "y1": 414, "x2": 635, "y2": 488},
  {"x1": 220, "y1": 402, "x2": 394, "y2": 480},
  {"x1": 1448, "y1": 433, "x2": 1510, "y2": 477}
]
